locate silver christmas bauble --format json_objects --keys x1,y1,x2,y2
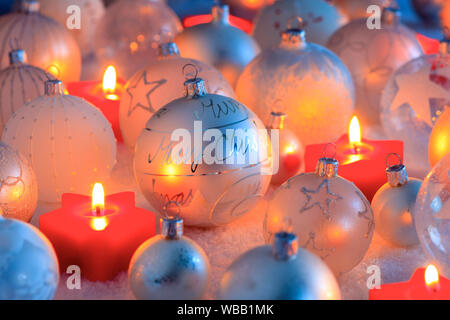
[
  {"x1": 0, "y1": 215, "x2": 59, "y2": 299},
  {"x1": 129, "y1": 217, "x2": 210, "y2": 300},
  {"x1": 0, "y1": 49, "x2": 55, "y2": 136},
  {"x1": 264, "y1": 157, "x2": 374, "y2": 276},
  {"x1": 218, "y1": 232, "x2": 341, "y2": 300},
  {"x1": 175, "y1": 4, "x2": 260, "y2": 87},
  {"x1": 327, "y1": 5, "x2": 423, "y2": 125},
  {"x1": 236, "y1": 21, "x2": 355, "y2": 146},
  {"x1": 372, "y1": 159, "x2": 422, "y2": 247},
  {"x1": 0, "y1": 141, "x2": 38, "y2": 222},
  {"x1": 134, "y1": 76, "x2": 272, "y2": 227}
]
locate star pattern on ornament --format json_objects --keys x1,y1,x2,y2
[
  {"x1": 391, "y1": 64, "x2": 449, "y2": 126},
  {"x1": 302, "y1": 232, "x2": 335, "y2": 260},
  {"x1": 126, "y1": 71, "x2": 167, "y2": 117},
  {"x1": 355, "y1": 191, "x2": 374, "y2": 238},
  {"x1": 299, "y1": 179, "x2": 343, "y2": 220}
]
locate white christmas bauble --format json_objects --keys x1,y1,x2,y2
[
  {"x1": 94, "y1": 0, "x2": 182, "y2": 79},
  {"x1": 2, "y1": 80, "x2": 117, "y2": 203},
  {"x1": 381, "y1": 48, "x2": 450, "y2": 178},
  {"x1": 414, "y1": 153, "x2": 450, "y2": 278},
  {"x1": 134, "y1": 77, "x2": 272, "y2": 227},
  {"x1": 334, "y1": 0, "x2": 386, "y2": 21},
  {"x1": 129, "y1": 217, "x2": 210, "y2": 300},
  {"x1": 236, "y1": 24, "x2": 355, "y2": 146},
  {"x1": 252, "y1": 0, "x2": 347, "y2": 49},
  {"x1": 119, "y1": 42, "x2": 235, "y2": 148},
  {"x1": 327, "y1": 6, "x2": 423, "y2": 125},
  {"x1": 174, "y1": 4, "x2": 260, "y2": 87},
  {"x1": 218, "y1": 232, "x2": 341, "y2": 300},
  {"x1": 0, "y1": 49, "x2": 55, "y2": 136},
  {"x1": 264, "y1": 158, "x2": 374, "y2": 275}
]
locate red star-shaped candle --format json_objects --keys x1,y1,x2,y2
[{"x1": 39, "y1": 184, "x2": 156, "y2": 281}]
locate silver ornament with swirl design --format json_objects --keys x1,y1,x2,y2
[
  {"x1": 0, "y1": 215, "x2": 59, "y2": 299},
  {"x1": 372, "y1": 160, "x2": 422, "y2": 247},
  {"x1": 128, "y1": 217, "x2": 210, "y2": 300},
  {"x1": 218, "y1": 232, "x2": 341, "y2": 300}
]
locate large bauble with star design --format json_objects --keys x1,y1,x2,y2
[
  {"x1": 327, "y1": 6, "x2": 423, "y2": 126},
  {"x1": 119, "y1": 43, "x2": 235, "y2": 148},
  {"x1": 381, "y1": 52, "x2": 450, "y2": 178},
  {"x1": 252, "y1": 0, "x2": 347, "y2": 49},
  {"x1": 264, "y1": 157, "x2": 374, "y2": 275},
  {"x1": 134, "y1": 77, "x2": 272, "y2": 227}
]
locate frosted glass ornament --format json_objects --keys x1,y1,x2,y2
[
  {"x1": 334, "y1": 0, "x2": 387, "y2": 21},
  {"x1": 264, "y1": 157, "x2": 374, "y2": 275},
  {"x1": 2, "y1": 80, "x2": 117, "y2": 203},
  {"x1": 129, "y1": 217, "x2": 210, "y2": 300},
  {"x1": 174, "y1": 4, "x2": 260, "y2": 87},
  {"x1": 0, "y1": 141, "x2": 38, "y2": 222},
  {"x1": 236, "y1": 21, "x2": 355, "y2": 146},
  {"x1": 0, "y1": 49, "x2": 55, "y2": 136},
  {"x1": 94, "y1": 0, "x2": 182, "y2": 79},
  {"x1": 380, "y1": 38, "x2": 450, "y2": 178},
  {"x1": 34, "y1": 0, "x2": 105, "y2": 57},
  {"x1": 134, "y1": 76, "x2": 272, "y2": 227},
  {"x1": 327, "y1": 5, "x2": 423, "y2": 126},
  {"x1": 252, "y1": 0, "x2": 348, "y2": 49},
  {"x1": 218, "y1": 232, "x2": 341, "y2": 300},
  {"x1": 119, "y1": 42, "x2": 235, "y2": 148},
  {"x1": 429, "y1": 106, "x2": 450, "y2": 168},
  {"x1": 0, "y1": 0, "x2": 81, "y2": 83},
  {"x1": 0, "y1": 215, "x2": 59, "y2": 300},
  {"x1": 414, "y1": 153, "x2": 450, "y2": 278}
]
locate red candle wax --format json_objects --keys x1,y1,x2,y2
[
  {"x1": 39, "y1": 191, "x2": 156, "y2": 282},
  {"x1": 67, "y1": 67, "x2": 125, "y2": 142},
  {"x1": 183, "y1": 14, "x2": 253, "y2": 33},
  {"x1": 370, "y1": 266, "x2": 450, "y2": 300},
  {"x1": 304, "y1": 134, "x2": 403, "y2": 202}
]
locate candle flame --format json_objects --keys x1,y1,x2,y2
[
  {"x1": 285, "y1": 145, "x2": 295, "y2": 154},
  {"x1": 90, "y1": 217, "x2": 108, "y2": 231},
  {"x1": 102, "y1": 65, "x2": 117, "y2": 95},
  {"x1": 425, "y1": 264, "x2": 439, "y2": 287},
  {"x1": 349, "y1": 116, "x2": 362, "y2": 144},
  {"x1": 92, "y1": 183, "x2": 105, "y2": 213}
]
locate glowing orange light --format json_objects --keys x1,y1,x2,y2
[
  {"x1": 90, "y1": 217, "x2": 108, "y2": 231},
  {"x1": 165, "y1": 164, "x2": 178, "y2": 177},
  {"x1": 102, "y1": 65, "x2": 118, "y2": 100},
  {"x1": 349, "y1": 116, "x2": 362, "y2": 144},
  {"x1": 425, "y1": 264, "x2": 440, "y2": 288},
  {"x1": 284, "y1": 145, "x2": 295, "y2": 154},
  {"x1": 130, "y1": 41, "x2": 139, "y2": 53},
  {"x1": 92, "y1": 183, "x2": 105, "y2": 213}
]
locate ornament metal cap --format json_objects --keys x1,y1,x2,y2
[
  {"x1": 281, "y1": 17, "x2": 306, "y2": 48},
  {"x1": 161, "y1": 216, "x2": 183, "y2": 240},
  {"x1": 381, "y1": 4, "x2": 401, "y2": 26},
  {"x1": 268, "y1": 111, "x2": 287, "y2": 130},
  {"x1": 385, "y1": 153, "x2": 408, "y2": 187},
  {"x1": 158, "y1": 42, "x2": 180, "y2": 58},
  {"x1": 20, "y1": 0, "x2": 40, "y2": 13},
  {"x1": 315, "y1": 157, "x2": 339, "y2": 178},
  {"x1": 45, "y1": 80, "x2": 64, "y2": 96},
  {"x1": 183, "y1": 64, "x2": 207, "y2": 98},
  {"x1": 272, "y1": 232, "x2": 298, "y2": 261},
  {"x1": 9, "y1": 49, "x2": 26, "y2": 65},
  {"x1": 212, "y1": 4, "x2": 229, "y2": 24}
]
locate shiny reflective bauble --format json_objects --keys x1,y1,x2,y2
[
  {"x1": 429, "y1": 107, "x2": 450, "y2": 168},
  {"x1": 218, "y1": 232, "x2": 341, "y2": 300},
  {"x1": 0, "y1": 49, "x2": 55, "y2": 136},
  {"x1": 264, "y1": 158, "x2": 374, "y2": 275},
  {"x1": 119, "y1": 43, "x2": 235, "y2": 148},
  {"x1": 334, "y1": 0, "x2": 386, "y2": 21},
  {"x1": 175, "y1": 5, "x2": 260, "y2": 87},
  {"x1": 129, "y1": 218, "x2": 210, "y2": 300},
  {"x1": 380, "y1": 53, "x2": 450, "y2": 178},
  {"x1": 36, "y1": 0, "x2": 105, "y2": 56},
  {"x1": 0, "y1": 215, "x2": 59, "y2": 300},
  {"x1": 2, "y1": 80, "x2": 116, "y2": 203},
  {"x1": 94, "y1": 0, "x2": 182, "y2": 79},
  {"x1": 414, "y1": 153, "x2": 450, "y2": 278},
  {"x1": 0, "y1": 142, "x2": 38, "y2": 222},
  {"x1": 252, "y1": 0, "x2": 347, "y2": 48},
  {"x1": 134, "y1": 78, "x2": 272, "y2": 227},
  {"x1": 236, "y1": 27, "x2": 354, "y2": 146},
  {"x1": 0, "y1": 1, "x2": 81, "y2": 82},
  {"x1": 327, "y1": 8, "x2": 423, "y2": 126}
]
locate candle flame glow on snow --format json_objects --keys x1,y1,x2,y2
[
  {"x1": 425, "y1": 264, "x2": 440, "y2": 287},
  {"x1": 349, "y1": 116, "x2": 362, "y2": 144},
  {"x1": 102, "y1": 66, "x2": 118, "y2": 100}
]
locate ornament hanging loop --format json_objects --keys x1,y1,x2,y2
[
  {"x1": 385, "y1": 152, "x2": 402, "y2": 168},
  {"x1": 286, "y1": 16, "x2": 305, "y2": 31},
  {"x1": 385, "y1": 153, "x2": 408, "y2": 187},
  {"x1": 322, "y1": 143, "x2": 337, "y2": 160},
  {"x1": 161, "y1": 201, "x2": 183, "y2": 240},
  {"x1": 182, "y1": 63, "x2": 199, "y2": 81}
]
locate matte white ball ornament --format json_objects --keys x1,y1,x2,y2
[{"x1": 2, "y1": 80, "x2": 117, "y2": 203}]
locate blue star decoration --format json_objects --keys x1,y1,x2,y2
[
  {"x1": 126, "y1": 70, "x2": 167, "y2": 117},
  {"x1": 300, "y1": 179, "x2": 343, "y2": 220}
]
